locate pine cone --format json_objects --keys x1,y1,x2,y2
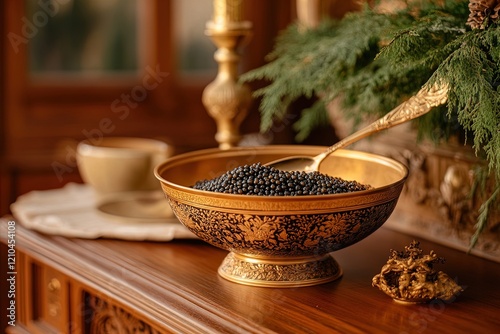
[
  {"x1": 490, "y1": 3, "x2": 500, "y2": 22},
  {"x1": 467, "y1": 0, "x2": 499, "y2": 29}
]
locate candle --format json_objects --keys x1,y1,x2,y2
[
  {"x1": 213, "y1": 0, "x2": 242, "y2": 25},
  {"x1": 296, "y1": 0, "x2": 321, "y2": 29}
]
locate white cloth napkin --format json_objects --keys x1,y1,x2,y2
[{"x1": 11, "y1": 183, "x2": 196, "y2": 241}]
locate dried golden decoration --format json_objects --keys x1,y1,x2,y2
[{"x1": 372, "y1": 240, "x2": 463, "y2": 303}]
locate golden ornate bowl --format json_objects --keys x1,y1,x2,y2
[{"x1": 155, "y1": 145, "x2": 408, "y2": 287}]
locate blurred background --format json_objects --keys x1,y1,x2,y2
[{"x1": 0, "y1": 0, "x2": 358, "y2": 215}]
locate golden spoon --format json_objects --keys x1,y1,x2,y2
[{"x1": 266, "y1": 84, "x2": 448, "y2": 172}]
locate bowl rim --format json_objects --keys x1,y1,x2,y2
[
  {"x1": 154, "y1": 145, "x2": 409, "y2": 207},
  {"x1": 77, "y1": 137, "x2": 170, "y2": 158}
]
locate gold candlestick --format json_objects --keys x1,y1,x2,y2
[{"x1": 202, "y1": 0, "x2": 252, "y2": 149}]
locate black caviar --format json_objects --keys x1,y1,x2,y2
[{"x1": 192, "y1": 163, "x2": 370, "y2": 196}]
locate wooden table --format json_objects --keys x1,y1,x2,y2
[{"x1": 1, "y1": 217, "x2": 499, "y2": 333}]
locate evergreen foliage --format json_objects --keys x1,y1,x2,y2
[{"x1": 241, "y1": 0, "x2": 499, "y2": 247}]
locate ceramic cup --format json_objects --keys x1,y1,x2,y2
[{"x1": 76, "y1": 137, "x2": 171, "y2": 195}]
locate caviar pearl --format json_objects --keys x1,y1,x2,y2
[{"x1": 193, "y1": 163, "x2": 370, "y2": 196}]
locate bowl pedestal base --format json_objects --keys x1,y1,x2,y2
[{"x1": 218, "y1": 252, "x2": 343, "y2": 288}]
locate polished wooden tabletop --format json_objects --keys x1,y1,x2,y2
[{"x1": 2, "y1": 218, "x2": 500, "y2": 333}]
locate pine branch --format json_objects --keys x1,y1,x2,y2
[
  {"x1": 430, "y1": 28, "x2": 500, "y2": 175},
  {"x1": 470, "y1": 182, "x2": 500, "y2": 249},
  {"x1": 293, "y1": 101, "x2": 329, "y2": 142},
  {"x1": 240, "y1": 8, "x2": 410, "y2": 133}
]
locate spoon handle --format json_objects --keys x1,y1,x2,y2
[{"x1": 317, "y1": 83, "x2": 449, "y2": 162}]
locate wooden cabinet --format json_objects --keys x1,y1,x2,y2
[{"x1": 1, "y1": 217, "x2": 500, "y2": 333}]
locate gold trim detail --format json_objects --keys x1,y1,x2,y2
[{"x1": 218, "y1": 252, "x2": 342, "y2": 287}]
